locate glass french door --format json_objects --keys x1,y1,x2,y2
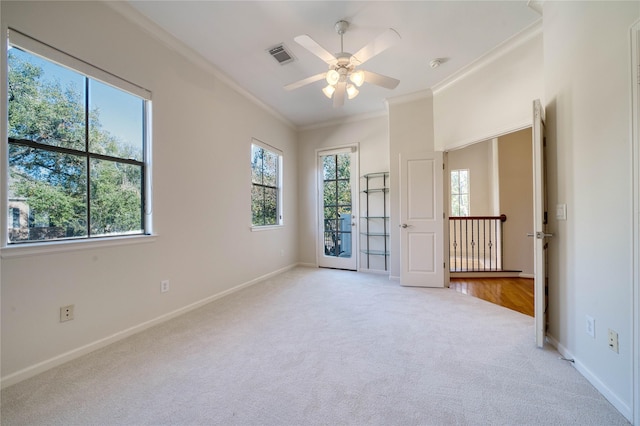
[{"x1": 318, "y1": 148, "x2": 357, "y2": 270}]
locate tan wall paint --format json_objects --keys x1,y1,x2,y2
[{"x1": 498, "y1": 129, "x2": 533, "y2": 275}]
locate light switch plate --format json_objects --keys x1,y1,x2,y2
[{"x1": 556, "y1": 204, "x2": 567, "y2": 220}]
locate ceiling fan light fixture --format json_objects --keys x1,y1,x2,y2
[
  {"x1": 346, "y1": 84, "x2": 359, "y2": 100},
  {"x1": 326, "y1": 69, "x2": 340, "y2": 85},
  {"x1": 350, "y1": 70, "x2": 365, "y2": 87},
  {"x1": 322, "y1": 84, "x2": 336, "y2": 99}
]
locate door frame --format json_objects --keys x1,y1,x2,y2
[
  {"x1": 630, "y1": 19, "x2": 639, "y2": 426},
  {"x1": 315, "y1": 144, "x2": 359, "y2": 270},
  {"x1": 532, "y1": 99, "x2": 547, "y2": 348}
]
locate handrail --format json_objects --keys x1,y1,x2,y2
[{"x1": 449, "y1": 214, "x2": 507, "y2": 222}]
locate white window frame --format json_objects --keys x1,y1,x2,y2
[
  {"x1": 250, "y1": 138, "x2": 283, "y2": 230},
  {"x1": 1, "y1": 29, "x2": 154, "y2": 257}
]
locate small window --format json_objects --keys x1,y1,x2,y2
[
  {"x1": 6, "y1": 31, "x2": 151, "y2": 244},
  {"x1": 451, "y1": 169, "x2": 470, "y2": 216},
  {"x1": 251, "y1": 140, "x2": 282, "y2": 227}
]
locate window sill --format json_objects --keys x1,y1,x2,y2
[
  {"x1": 1, "y1": 234, "x2": 157, "y2": 259},
  {"x1": 250, "y1": 224, "x2": 284, "y2": 232}
]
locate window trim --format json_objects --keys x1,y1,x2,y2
[
  {"x1": 250, "y1": 138, "x2": 283, "y2": 230},
  {"x1": 3, "y1": 29, "x2": 153, "y2": 248}
]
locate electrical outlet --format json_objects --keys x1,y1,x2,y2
[
  {"x1": 585, "y1": 315, "x2": 595, "y2": 338},
  {"x1": 608, "y1": 329, "x2": 619, "y2": 353},
  {"x1": 160, "y1": 280, "x2": 170, "y2": 293},
  {"x1": 60, "y1": 305, "x2": 74, "y2": 322}
]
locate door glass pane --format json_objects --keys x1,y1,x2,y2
[
  {"x1": 336, "y1": 153, "x2": 350, "y2": 179},
  {"x1": 8, "y1": 145, "x2": 87, "y2": 242},
  {"x1": 322, "y1": 154, "x2": 352, "y2": 258}
]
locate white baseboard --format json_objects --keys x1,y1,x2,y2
[
  {"x1": 519, "y1": 273, "x2": 534, "y2": 279},
  {"x1": 389, "y1": 275, "x2": 400, "y2": 281},
  {"x1": 296, "y1": 262, "x2": 317, "y2": 268},
  {"x1": 546, "y1": 333, "x2": 633, "y2": 422},
  {"x1": 1, "y1": 263, "x2": 299, "y2": 389}
]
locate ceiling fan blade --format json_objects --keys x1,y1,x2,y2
[
  {"x1": 294, "y1": 35, "x2": 337, "y2": 65},
  {"x1": 363, "y1": 70, "x2": 400, "y2": 90},
  {"x1": 284, "y1": 73, "x2": 326, "y2": 91},
  {"x1": 351, "y1": 28, "x2": 401, "y2": 65},
  {"x1": 333, "y1": 81, "x2": 346, "y2": 108}
]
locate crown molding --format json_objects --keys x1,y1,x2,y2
[
  {"x1": 103, "y1": 1, "x2": 296, "y2": 130},
  {"x1": 431, "y1": 19, "x2": 542, "y2": 95}
]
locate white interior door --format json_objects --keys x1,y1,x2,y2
[
  {"x1": 532, "y1": 99, "x2": 550, "y2": 348},
  {"x1": 317, "y1": 148, "x2": 358, "y2": 270},
  {"x1": 399, "y1": 151, "x2": 445, "y2": 287}
]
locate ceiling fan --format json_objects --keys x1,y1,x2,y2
[{"x1": 284, "y1": 20, "x2": 401, "y2": 108}]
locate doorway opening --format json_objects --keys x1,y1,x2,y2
[{"x1": 445, "y1": 128, "x2": 535, "y2": 313}]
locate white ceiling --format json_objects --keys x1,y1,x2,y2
[{"x1": 126, "y1": 1, "x2": 540, "y2": 128}]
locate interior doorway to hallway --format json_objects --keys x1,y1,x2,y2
[{"x1": 445, "y1": 128, "x2": 535, "y2": 314}]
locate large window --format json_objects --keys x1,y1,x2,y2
[
  {"x1": 6, "y1": 31, "x2": 151, "y2": 244},
  {"x1": 451, "y1": 169, "x2": 470, "y2": 216},
  {"x1": 251, "y1": 140, "x2": 282, "y2": 227}
]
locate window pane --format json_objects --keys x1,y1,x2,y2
[
  {"x1": 8, "y1": 47, "x2": 86, "y2": 151},
  {"x1": 451, "y1": 171, "x2": 459, "y2": 195},
  {"x1": 452, "y1": 195, "x2": 460, "y2": 216},
  {"x1": 459, "y1": 170, "x2": 469, "y2": 194},
  {"x1": 336, "y1": 153, "x2": 350, "y2": 179},
  {"x1": 89, "y1": 80, "x2": 144, "y2": 161},
  {"x1": 251, "y1": 185, "x2": 264, "y2": 225},
  {"x1": 263, "y1": 187, "x2": 277, "y2": 225},
  {"x1": 8, "y1": 145, "x2": 87, "y2": 242},
  {"x1": 89, "y1": 159, "x2": 142, "y2": 236},
  {"x1": 262, "y1": 150, "x2": 278, "y2": 187},
  {"x1": 251, "y1": 145, "x2": 263, "y2": 185},
  {"x1": 460, "y1": 194, "x2": 470, "y2": 216}
]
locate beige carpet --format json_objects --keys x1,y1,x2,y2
[{"x1": 1, "y1": 267, "x2": 629, "y2": 425}]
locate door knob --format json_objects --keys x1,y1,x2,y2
[{"x1": 400, "y1": 223, "x2": 410, "y2": 228}]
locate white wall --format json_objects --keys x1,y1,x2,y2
[
  {"x1": 297, "y1": 116, "x2": 390, "y2": 269},
  {"x1": 543, "y1": 1, "x2": 639, "y2": 419},
  {"x1": 388, "y1": 93, "x2": 435, "y2": 279},
  {"x1": 0, "y1": 1, "x2": 298, "y2": 385},
  {"x1": 433, "y1": 28, "x2": 543, "y2": 151}
]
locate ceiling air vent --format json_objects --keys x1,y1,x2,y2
[{"x1": 267, "y1": 44, "x2": 295, "y2": 65}]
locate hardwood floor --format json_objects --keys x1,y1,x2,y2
[{"x1": 449, "y1": 277, "x2": 534, "y2": 317}]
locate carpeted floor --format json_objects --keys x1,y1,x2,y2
[{"x1": 0, "y1": 267, "x2": 629, "y2": 425}]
